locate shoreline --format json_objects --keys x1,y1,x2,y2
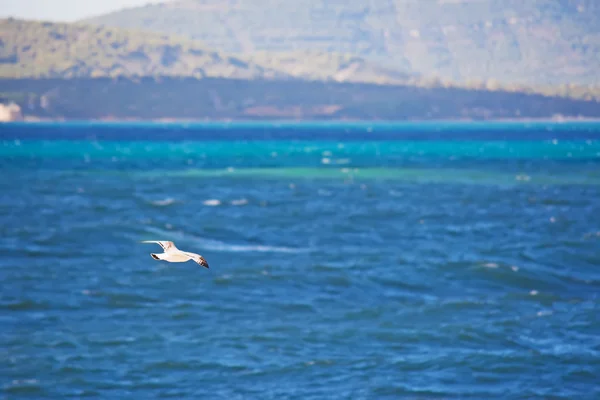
[{"x1": 2, "y1": 117, "x2": 600, "y2": 127}]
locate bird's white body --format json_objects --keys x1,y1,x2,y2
[
  {"x1": 153, "y1": 252, "x2": 194, "y2": 262},
  {"x1": 142, "y1": 240, "x2": 209, "y2": 268}
]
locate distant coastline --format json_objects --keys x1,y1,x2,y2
[
  {"x1": 3, "y1": 14, "x2": 600, "y2": 124},
  {"x1": 6, "y1": 116, "x2": 600, "y2": 125},
  {"x1": 2, "y1": 77, "x2": 600, "y2": 123}
]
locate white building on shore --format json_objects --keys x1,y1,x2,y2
[{"x1": 0, "y1": 103, "x2": 24, "y2": 122}]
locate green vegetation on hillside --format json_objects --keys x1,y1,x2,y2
[
  {"x1": 3, "y1": 77, "x2": 599, "y2": 121},
  {"x1": 2, "y1": 18, "x2": 600, "y2": 102},
  {"x1": 0, "y1": 18, "x2": 285, "y2": 79},
  {"x1": 0, "y1": 19, "x2": 600, "y2": 100},
  {"x1": 0, "y1": 18, "x2": 411, "y2": 84},
  {"x1": 84, "y1": 0, "x2": 600, "y2": 86}
]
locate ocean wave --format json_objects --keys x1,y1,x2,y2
[
  {"x1": 149, "y1": 197, "x2": 177, "y2": 207},
  {"x1": 3, "y1": 379, "x2": 42, "y2": 394},
  {"x1": 203, "y1": 199, "x2": 221, "y2": 206},
  {"x1": 230, "y1": 198, "x2": 249, "y2": 206},
  {"x1": 134, "y1": 167, "x2": 600, "y2": 186},
  {"x1": 1, "y1": 299, "x2": 51, "y2": 311},
  {"x1": 142, "y1": 226, "x2": 310, "y2": 254}
]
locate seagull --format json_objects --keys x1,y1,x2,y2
[{"x1": 141, "y1": 240, "x2": 209, "y2": 269}]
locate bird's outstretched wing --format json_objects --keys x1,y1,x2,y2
[
  {"x1": 141, "y1": 240, "x2": 175, "y2": 251},
  {"x1": 182, "y1": 251, "x2": 210, "y2": 269}
]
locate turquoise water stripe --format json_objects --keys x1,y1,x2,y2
[{"x1": 2, "y1": 140, "x2": 600, "y2": 159}]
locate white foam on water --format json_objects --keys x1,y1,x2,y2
[
  {"x1": 144, "y1": 226, "x2": 310, "y2": 254},
  {"x1": 151, "y1": 198, "x2": 177, "y2": 206},
  {"x1": 483, "y1": 263, "x2": 499, "y2": 269},
  {"x1": 230, "y1": 198, "x2": 249, "y2": 206},
  {"x1": 537, "y1": 310, "x2": 553, "y2": 317},
  {"x1": 203, "y1": 199, "x2": 221, "y2": 206}
]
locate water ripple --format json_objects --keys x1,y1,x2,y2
[{"x1": 2, "y1": 126, "x2": 600, "y2": 399}]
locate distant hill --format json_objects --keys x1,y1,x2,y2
[
  {"x1": 83, "y1": 0, "x2": 600, "y2": 86},
  {"x1": 2, "y1": 18, "x2": 600, "y2": 105},
  {"x1": 2, "y1": 17, "x2": 599, "y2": 122},
  {"x1": 0, "y1": 18, "x2": 411, "y2": 84},
  {"x1": 0, "y1": 18, "x2": 283, "y2": 79}
]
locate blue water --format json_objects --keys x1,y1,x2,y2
[{"x1": 2, "y1": 121, "x2": 600, "y2": 399}]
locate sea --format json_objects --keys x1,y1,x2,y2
[{"x1": 1, "y1": 121, "x2": 599, "y2": 399}]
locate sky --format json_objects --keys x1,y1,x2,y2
[{"x1": 0, "y1": 0, "x2": 157, "y2": 22}]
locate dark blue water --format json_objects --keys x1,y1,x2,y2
[{"x1": 2, "y1": 121, "x2": 600, "y2": 399}]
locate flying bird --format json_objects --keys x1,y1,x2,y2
[{"x1": 141, "y1": 240, "x2": 209, "y2": 268}]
